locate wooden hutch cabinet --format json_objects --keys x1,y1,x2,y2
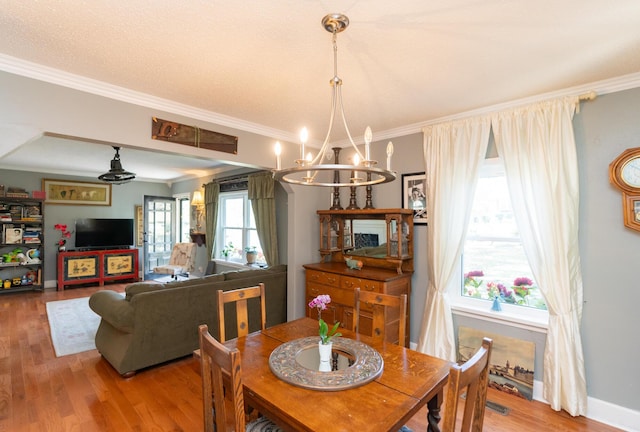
[{"x1": 304, "y1": 208, "x2": 414, "y2": 346}]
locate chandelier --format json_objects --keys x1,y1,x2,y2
[{"x1": 272, "y1": 13, "x2": 396, "y2": 187}]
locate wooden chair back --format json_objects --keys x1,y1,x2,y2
[
  {"x1": 198, "y1": 324, "x2": 246, "y2": 432},
  {"x1": 442, "y1": 337, "x2": 493, "y2": 432},
  {"x1": 217, "y1": 283, "x2": 266, "y2": 343},
  {"x1": 352, "y1": 288, "x2": 407, "y2": 346}
]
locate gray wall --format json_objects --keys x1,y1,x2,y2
[
  {"x1": 367, "y1": 89, "x2": 640, "y2": 413},
  {"x1": 574, "y1": 88, "x2": 640, "y2": 411},
  {"x1": 0, "y1": 169, "x2": 171, "y2": 282},
  {"x1": 1, "y1": 69, "x2": 639, "y2": 415}
]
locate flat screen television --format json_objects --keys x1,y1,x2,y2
[{"x1": 75, "y1": 218, "x2": 134, "y2": 250}]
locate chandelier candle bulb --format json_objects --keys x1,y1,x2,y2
[
  {"x1": 274, "y1": 141, "x2": 282, "y2": 170},
  {"x1": 364, "y1": 126, "x2": 372, "y2": 162},
  {"x1": 300, "y1": 127, "x2": 308, "y2": 162},
  {"x1": 353, "y1": 153, "x2": 360, "y2": 181},
  {"x1": 306, "y1": 152, "x2": 313, "y2": 180},
  {"x1": 386, "y1": 141, "x2": 394, "y2": 170}
]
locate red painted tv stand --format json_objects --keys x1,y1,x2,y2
[{"x1": 57, "y1": 248, "x2": 139, "y2": 291}]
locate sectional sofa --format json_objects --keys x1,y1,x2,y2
[{"x1": 88, "y1": 264, "x2": 287, "y2": 376}]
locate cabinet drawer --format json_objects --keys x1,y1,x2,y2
[
  {"x1": 307, "y1": 283, "x2": 354, "y2": 307},
  {"x1": 341, "y1": 276, "x2": 381, "y2": 292},
  {"x1": 306, "y1": 269, "x2": 340, "y2": 287}
]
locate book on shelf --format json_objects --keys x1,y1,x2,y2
[
  {"x1": 20, "y1": 217, "x2": 42, "y2": 222},
  {"x1": 24, "y1": 205, "x2": 41, "y2": 217},
  {"x1": 9, "y1": 205, "x2": 22, "y2": 220},
  {"x1": 22, "y1": 228, "x2": 41, "y2": 244},
  {"x1": 4, "y1": 227, "x2": 23, "y2": 244},
  {"x1": 2, "y1": 224, "x2": 13, "y2": 242},
  {"x1": 6, "y1": 187, "x2": 28, "y2": 198}
]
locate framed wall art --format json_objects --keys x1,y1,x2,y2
[
  {"x1": 401, "y1": 172, "x2": 428, "y2": 225},
  {"x1": 135, "y1": 205, "x2": 144, "y2": 246},
  {"x1": 42, "y1": 179, "x2": 111, "y2": 206}
]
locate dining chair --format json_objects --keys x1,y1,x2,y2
[
  {"x1": 442, "y1": 337, "x2": 494, "y2": 432},
  {"x1": 198, "y1": 324, "x2": 282, "y2": 432},
  {"x1": 217, "y1": 283, "x2": 266, "y2": 343},
  {"x1": 352, "y1": 288, "x2": 407, "y2": 346}
]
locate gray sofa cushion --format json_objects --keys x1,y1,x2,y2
[
  {"x1": 90, "y1": 264, "x2": 287, "y2": 375},
  {"x1": 224, "y1": 268, "x2": 267, "y2": 280},
  {"x1": 164, "y1": 273, "x2": 225, "y2": 288},
  {"x1": 124, "y1": 281, "x2": 166, "y2": 301}
]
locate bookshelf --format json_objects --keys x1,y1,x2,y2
[{"x1": 0, "y1": 197, "x2": 44, "y2": 293}]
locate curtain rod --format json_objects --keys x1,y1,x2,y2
[
  {"x1": 202, "y1": 174, "x2": 246, "y2": 187},
  {"x1": 202, "y1": 170, "x2": 269, "y2": 187},
  {"x1": 576, "y1": 91, "x2": 597, "y2": 113},
  {"x1": 579, "y1": 91, "x2": 597, "y2": 101}
]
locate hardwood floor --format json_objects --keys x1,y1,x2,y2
[{"x1": 0, "y1": 285, "x2": 623, "y2": 431}]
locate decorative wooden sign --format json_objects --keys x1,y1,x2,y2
[{"x1": 151, "y1": 117, "x2": 238, "y2": 155}]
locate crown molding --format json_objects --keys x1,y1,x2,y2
[
  {"x1": 410, "y1": 71, "x2": 640, "y2": 133},
  {"x1": 299, "y1": 71, "x2": 640, "y2": 147},
  {"x1": 2, "y1": 53, "x2": 640, "y2": 145},
  {"x1": 0, "y1": 54, "x2": 298, "y2": 144}
]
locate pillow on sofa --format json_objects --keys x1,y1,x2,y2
[{"x1": 125, "y1": 282, "x2": 166, "y2": 301}]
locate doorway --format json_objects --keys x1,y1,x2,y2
[{"x1": 143, "y1": 195, "x2": 176, "y2": 280}]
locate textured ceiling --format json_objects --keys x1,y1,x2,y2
[{"x1": 0, "y1": 1, "x2": 639, "y2": 181}]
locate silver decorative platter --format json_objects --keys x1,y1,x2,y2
[{"x1": 268, "y1": 336, "x2": 383, "y2": 391}]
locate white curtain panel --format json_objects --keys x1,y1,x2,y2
[
  {"x1": 491, "y1": 96, "x2": 587, "y2": 416},
  {"x1": 417, "y1": 117, "x2": 491, "y2": 361}
]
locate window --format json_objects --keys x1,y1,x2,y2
[
  {"x1": 216, "y1": 191, "x2": 264, "y2": 264},
  {"x1": 456, "y1": 158, "x2": 547, "y2": 325},
  {"x1": 177, "y1": 196, "x2": 191, "y2": 243}
]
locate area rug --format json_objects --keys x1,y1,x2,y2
[{"x1": 46, "y1": 296, "x2": 104, "y2": 357}]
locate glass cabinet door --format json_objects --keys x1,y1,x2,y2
[{"x1": 320, "y1": 214, "x2": 339, "y2": 252}]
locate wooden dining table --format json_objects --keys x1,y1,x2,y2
[{"x1": 224, "y1": 317, "x2": 451, "y2": 432}]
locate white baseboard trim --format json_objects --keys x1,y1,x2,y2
[
  {"x1": 404, "y1": 349, "x2": 638, "y2": 432},
  {"x1": 585, "y1": 396, "x2": 638, "y2": 432},
  {"x1": 531, "y1": 379, "x2": 638, "y2": 431}
]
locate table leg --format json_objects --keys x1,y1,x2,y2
[{"x1": 427, "y1": 389, "x2": 444, "y2": 432}]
